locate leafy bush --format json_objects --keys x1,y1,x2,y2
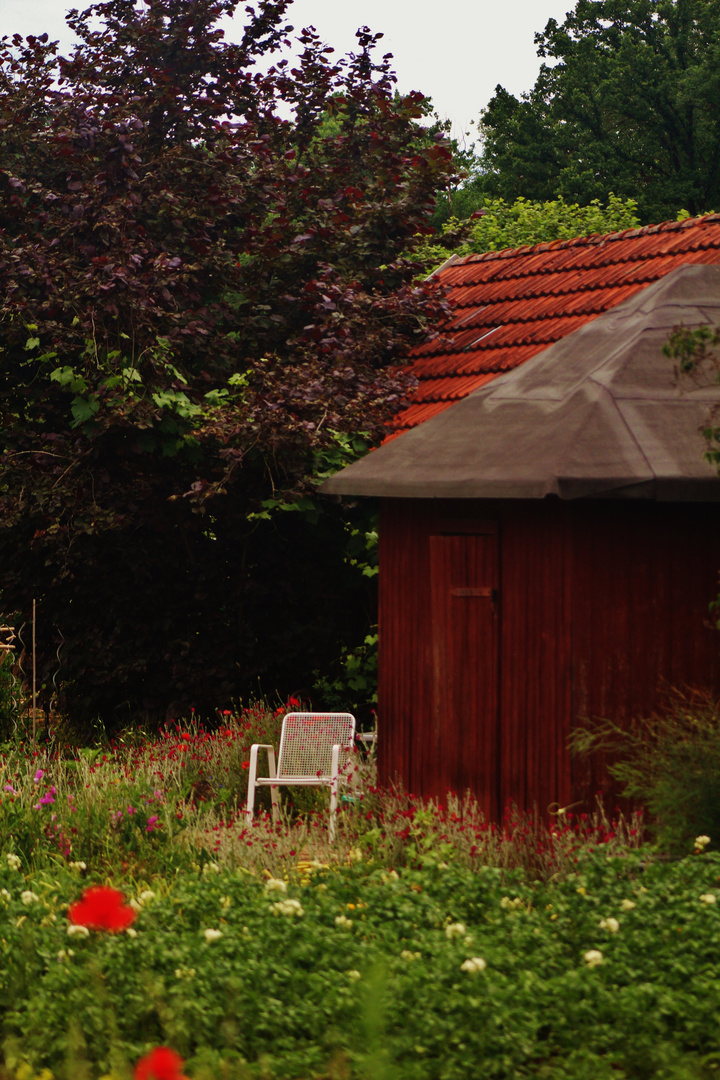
[
  {"x1": 412, "y1": 193, "x2": 640, "y2": 275},
  {"x1": 8, "y1": 716, "x2": 720, "y2": 1079},
  {"x1": 570, "y1": 689, "x2": 720, "y2": 855},
  {"x1": 1, "y1": 847, "x2": 720, "y2": 1078}
]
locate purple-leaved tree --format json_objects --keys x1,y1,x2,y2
[{"x1": 0, "y1": 0, "x2": 458, "y2": 728}]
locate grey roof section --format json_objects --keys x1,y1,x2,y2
[{"x1": 321, "y1": 264, "x2": 720, "y2": 501}]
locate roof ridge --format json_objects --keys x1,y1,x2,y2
[{"x1": 458, "y1": 211, "x2": 720, "y2": 266}]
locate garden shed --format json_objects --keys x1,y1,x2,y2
[{"x1": 322, "y1": 216, "x2": 720, "y2": 819}]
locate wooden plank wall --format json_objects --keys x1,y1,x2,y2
[
  {"x1": 378, "y1": 497, "x2": 720, "y2": 818},
  {"x1": 569, "y1": 501, "x2": 720, "y2": 808}
]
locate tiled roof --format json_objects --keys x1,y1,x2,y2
[{"x1": 388, "y1": 213, "x2": 720, "y2": 438}]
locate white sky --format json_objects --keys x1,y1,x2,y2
[{"x1": 1, "y1": 0, "x2": 572, "y2": 140}]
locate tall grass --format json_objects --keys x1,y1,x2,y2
[
  {"x1": 570, "y1": 687, "x2": 720, "y2": 856},
  {"x1": 0, "y1": 701, "x2": 644, "y2": 881}
]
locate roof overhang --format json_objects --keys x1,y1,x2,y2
[{"x1": 321, "y1": 265, "x2": 720, "y2": 501}]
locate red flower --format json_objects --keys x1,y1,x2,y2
[
  {"x1": 134, "y1": 1047, "x2": 189, "y2": 1080},
  {"x1": 68, "y1": 885, "x2": 137, "y2": 932}
]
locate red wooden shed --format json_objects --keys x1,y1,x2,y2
[{"x1": 322, "y1": 216, "x2": 720, "y2": 819}]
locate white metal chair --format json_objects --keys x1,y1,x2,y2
[{"x1": 245, "y1": 712, "x2": 356, "y2": 840}]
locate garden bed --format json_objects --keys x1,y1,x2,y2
[{"x1": 0, "y1": 709, "x2": 717, "y2": 1079}]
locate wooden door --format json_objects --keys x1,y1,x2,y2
[{"x1": 430, "y1": 529, "x2": 500, "y2": 817}]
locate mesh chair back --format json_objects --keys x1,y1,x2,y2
[{"x1": 277, "y1": 713, "x2": 356, "y2": 779}]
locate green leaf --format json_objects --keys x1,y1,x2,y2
[
  {"x1": 70, "y1": 396, "x2": 100, "y2": 426},
  {"x1": 50, "y1": 367, "x2": 88, "y2": 394}
]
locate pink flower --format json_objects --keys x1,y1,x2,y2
[{"x1": 146, "y1": 816, "x2": 161, "y2": 833}]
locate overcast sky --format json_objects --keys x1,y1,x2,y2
[{"x1": 1, "y1": 0, "x2": 572, "y2": 140}]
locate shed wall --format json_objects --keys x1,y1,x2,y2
[{"x1": 378, "y1": 498, "x2": 720, "y2": 816}]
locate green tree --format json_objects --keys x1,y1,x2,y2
[
  {"x1": 0, "y1": 1, "x2": 458, "y2": 727},
  {"x1": 476, "y1": 0, "x2": 720, "y2": 224},
  {"x1": 412, "y1": 193, "x2": 640, "y2": 275}
]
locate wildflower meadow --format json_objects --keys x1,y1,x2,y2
[{"x1": 1, "y1": 704, "x2": 720, "y2": 1080}]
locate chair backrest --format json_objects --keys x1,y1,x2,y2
[{"x1": 277, "y1": 712, "x2": 356, "y2": 778}]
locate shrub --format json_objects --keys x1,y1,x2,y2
[{"x1": 570, "y1": 688, "x2": 720, "y2": 856}]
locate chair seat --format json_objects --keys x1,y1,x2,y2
[{"x1": 255, "y1": 775, "x2": 337, "y2": 786}]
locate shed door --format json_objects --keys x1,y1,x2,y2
[{"x1": 430, "y1": 530, "x2": 500, "y2": 818}]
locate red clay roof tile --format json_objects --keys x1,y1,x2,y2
[{"x1": 389, "y1": 213, "x2": 720, "y2": 434}]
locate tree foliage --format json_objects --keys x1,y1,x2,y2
[
  {"x1": 0, "y1": 0, "x2": 458, "y2": 726},
  {"x1": 476, "y1": 0, "x2": 720, "y2": 224},
  {"x1": 412, "y1": 193, "x2": 640, "y2": 275}
]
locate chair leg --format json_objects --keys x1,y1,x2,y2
[
  {"x1": 246, "y1": 745, "x2": 260, "y2": 820},
  {"x1": 269, "y1": 787, "x2": 280, "y2": 822},
  {"x1": 329, "y1": 780, "x2": 338, "y2": 842},
  {"x1": 267, "y1": 748, "x2": 280, "y2": 822},
  {"x1": 329, "y1": 743, "x2": 341, "y2": 842}
]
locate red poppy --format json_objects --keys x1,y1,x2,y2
[
  {"x1": 68, "y1": 885, "x2": 137, "y2": 932},
  {"x1": 134, "y1": 1047, "x2": 189, "y2": 1080}
]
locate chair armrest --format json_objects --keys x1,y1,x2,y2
[{"x1": 248, "y1": 743, "x2": 277, "y2": 780}]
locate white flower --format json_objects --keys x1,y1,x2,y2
[
  {"x1": 21, "y1": 890, "x2": 39, "y2": 905},
  {"x1": 380, "y1": 870, "x2": 400, "y2": 883},
  {"x1": 138, "y1": 890, "x2": 156, "y2": 905},
  {"x1": 460, "y1": 957, "x2": 487, "y2": 973},
  {"x1": 264, "y1": 877, "x2": 287, "y2": 894},
  {"x1": 202, "y1": 862, "x2": 220, "y2": 875},
  {"x1": 129, "y1": 898, "x2": 142, "y2": 912},
  {"x1": 335, "y1": 915, "x2": 353, "y2": 928},
  {"x1": 500, "y1": 897, "x2": 523, "y2": 911},
  {"x1": 400, "y1": 950, "x2": 420, "y2": 961},
  {"x1": 0, "y1": 889, "x2": 10, "y2": 902},
  {"x1": 347, "y1": 848, "x2": 363, "y2": 863},
  {"x1": 620, "y1": 899, "x2": 636, "y2": 911},
  {"x1": 203, "y1": 928, "x2": 223, "y2": 942},
  {"x1": 220, "y1": 895, "x2": 231, "y2": 910},
  {"x1": 68, "y1": 861, "x2": 87, "y2": 872},
  {"x1": 272, "y1": 899, "x2": 304, "y2": 917},
  {"x1": 175, "y1": 967, "x2": 196, "y2": 979},
  {"x1": 67, "y1": 924, "x2": 90, "y2": 938},
  {"x1": 347, "y1": 970, "x2": 361, "y2": 980},
  {"x1": 126, "y1": 927, "x2": 138, "y2": 938},
  {"x1": 700, "y1": 893, "x2": 717, "y2": 905},
  {"x1": 445, "y1": 922, "x2": 466, "y2": 939},
  {"x1": 599, "y1": 917, "x2": 619, "y2": 933},
  {"x1": 57, "y1": 949, "x2": 74, "y2": 961},
  {"x1": 694, "y1": 835, "x2": 711, "y2": 850},
  {"x1": 584, "y1": 949, "x2": 604, "y2": 967},
  {"x1": 6, "y1": 854, "x2": 21, "y2": 871}
]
